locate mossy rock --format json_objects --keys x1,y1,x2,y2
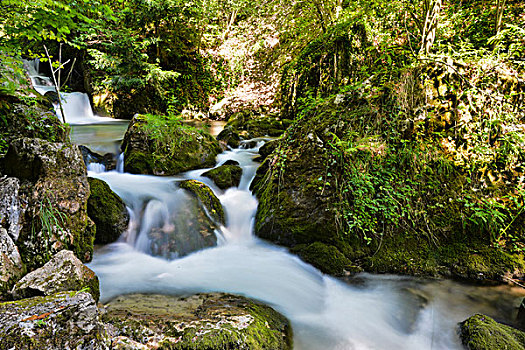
[
  {"x1": 122, "y1": 114, "x2": 222, "y2": 176},
  {"x1": 217, "y1": 125, "x2": 241, "y2": 148},
  {"x1": 291, "y1": 242, "x2": 352, "y2": 276},
  {"x1": 460, "y1": 314, "x2": 525, "y2": 350},
  {"x1": 0, "y1": 291, "x2": 109, "y2": 349},
  {"x1": 202, "y1": 164, "x2": 243, "y2": 190},
  {"x1": 87, "y1": 177, "x2": 129, "y2": 244},
  {"x1": 179, "y1": 180, "x2": 225, "y2": 224},
  {"x1": 103, "y1": 293, "x2": 293, "y2": 350},
  {"x1": 217, "y1": 110, "x2": 288, "y2": 145}
]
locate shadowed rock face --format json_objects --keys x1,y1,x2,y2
[
  {"x1": 0, "y1": 177, "x2": 22, "y2": 242},
  {"x1": 0, "y1": 137, "x2": 95, "y2": 271},
  {"x1": 87, "y1": 177, "x2": 129, "y2": 245},
  {"x1": 11, "y1": 250, "x2": 100, "y2": 302},
  {"x1": 103, "y1": 293, "x2": 293, "y2": 350},
  {"x1": 0, "y1": 292, "x2": 109, "y2": 350}
]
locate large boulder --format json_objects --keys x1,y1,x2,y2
[
  {"x1": 0, "y1": 291, "x2": 109, "y2": 350},
  {"x1": 11, "y1": 250, "x2": 100, "y2": 302},
  {"x1": 121, "y1": 114, "x2": 221, "y2": 175},
  {"x1": 88, "y1": 177, "x2": 129, "y2": 244},
  {"x1": 0, "y1": 138, "x2": 95, "y2": 270},
  {"x1": 0, "y1": 228, "x2": 24, "y2": 300},
  {"x1": 460, "y1": 314, "x2": 525, "y2": 350},
  {"x1": 103, "y1": 293, "x2": 292, "y2": 350},
  {"x1": 202, "y1": 164, "x2": 243, "y2": 190}
]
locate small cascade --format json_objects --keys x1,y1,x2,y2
[
  {"x1": 23, "y1": 59, "x2": 122, "y2": 125},
  {"x1": 116, "y1": 153, "x2": 124, "y2": 173},
  {"x1": 87, "y1": 162, "x2": 106, "y2": 173}
]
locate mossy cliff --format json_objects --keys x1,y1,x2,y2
[
  {"x1": 122, "y1": 114, "x2": 222, "y2": 175},
  {"x1": 251, "y1": 15, "x2": 525, "y2": 279}
]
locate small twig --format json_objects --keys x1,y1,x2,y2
[{"x1": 503, "y1": 276, "x2": 525, "y2": 289}]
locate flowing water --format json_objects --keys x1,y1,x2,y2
[{"x1": 26, "y1": 64, "x2": 525, "y2": 349}]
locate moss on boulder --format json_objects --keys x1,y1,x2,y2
[
  {"x1": 88, "y1": 177, "x2": 129, "y2": 244},
  {"x1": 180, "y1": 180, "x2": 225, "y2": 224},
  {"x1": 203, "y1": 164, "x2": 243, "y2": 190},
  {"x1": 0, "y1": 291, "x2": 109, "y2": 349},
  {"x1": 460, "y1": 314, "x2": 525, "y2": 350},
  {"x1": 291, "y1": 242, "x2": 352, "y2": 276},
  {"x1": 0, "y1": 138, "x2": 95, "y2": 270},
  {"x1": 122, "y1": 114, "x2": 222, "y2": 175},
  {"x1": 103, "y1": 293, "x2": 292, "y2": 350}
]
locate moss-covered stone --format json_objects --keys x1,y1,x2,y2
[
  {"x1": 460, "y1": 314, "x2": 525, "y2": 350},
  {"x1": 103, "y1": 293, "x2": 292, "y2": 350},
  {"x1": 0, "y1": 291, "x2": 109, "y2": 349},
  {"x1": 0, "y1": 138, "x2": 95, "y2": 271},
  {"x1": 291, "y1": 242, "x2": 352, "y2": 276},
  {"x1": 203, "y1": 164, "x2": 243, "y2": 190},
  {"x1": 88, "y1": 177, "x2": 129, "y2": 244},
  {"x1": 179, "y1": 180, "x2": 225, "y2": 224},
  {"x1": 122, "y1": 114, "x2": 222, "y2": 175}
]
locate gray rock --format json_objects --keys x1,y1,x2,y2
[
  {"x1": 103, "y1": 293, "x2": 292, "y2": 350},
  {"x1": 0, "y1": 228, "x2": 24, "y2": 299},
  {"x1": 11, "y1": 250, "x2": 99, "y2": 302},
  {"x1": 0, "y1": 138, "x2": 95, "y2": 270},
  {"x1": 0, "y1": 176, "x2": 23, "y2": 241},
  {"x1": 0, "y1": 291, "x2": 110, "y2": 350}
]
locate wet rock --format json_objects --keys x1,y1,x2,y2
[
  {"x1": 0, "y1": 291, "x2": 109, "y2": 350},
  {"x1": 122, "y1": 114, "x2": 221, "y2": 175},
  {"x1": 88, "y1": 177, "x2": 129, "y2": 244},
  {"x1": 0, "y1": 138, "x2": 95, "y2": 270},
  {"x1": 460, "y1": 314, "x2": 525, "y2": 350},
  {"x1": 202, "y1": 164, "x2": 243, "y2": 190},
  {"x1": 11, "y1": 250, "x2": 100, "y2": 302},
  {"x1": 180, "y1": 180, "x2": 225, "y2": 224},
  {"x1": 517, "y1": 298, "x2": 525, "y2": 329},
  {"x1": 223, "y1": 159, "x2": 240, "y2": 166},
  {"x1": 0, "y1": 176, "x2": 23, "y2": 241},
  {"x1": 217, "y1": 125, "x2": 241, "y2": 148},
  {"x1": 258, "y1": 139, "x2": 280, "y2": 159},
  {"x1": 0, "y1": 228, "x2": 24, "y2": 300},
  {"x1": 103, "y1": 293, "x2": 292, "y2": 350},
  {"x1": 291, "y1": 242, "x2": 351, "y2": 276},
  {"x1": 79, "y1": 145, "x2": 116, "y2": 171},
  {"x1": 148, "y1": 191, "x2": 218, "y2": 259}
]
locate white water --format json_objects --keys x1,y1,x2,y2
[
  {"x1": 24, "y1": 59, "x2": 122, "y2": 125},
  {"x1": 87, "y1": 140, "x2": 525, "y2": 350}
]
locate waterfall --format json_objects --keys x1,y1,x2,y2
[{"x1": 23, "y1": 59, "x2": 122, "y2": 125}]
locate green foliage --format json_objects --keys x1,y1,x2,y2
[{"x1": 31, "y1": 196, "x2": 69, "y2": 262}]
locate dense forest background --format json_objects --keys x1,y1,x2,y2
[{"x1": 1, "y1": 0, "x2": 525, "y2": 279}]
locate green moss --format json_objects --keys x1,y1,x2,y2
[
  {"x1": 202, "y1": 164, "x2": 243, "y2": 190},
  {"x1": 460, "y1": 314, "x2": 525, "y2": 350},
  {"x1": 291, "y1": 242, "x2": 352, "y2": 276},
  {"x1": 87, "y1": 177, "x2": 129, "y2": 244},
  {"x1": 122, "y1": 114, "x2": 222, "y2": 175},
  {"x1": 180, "y1": 180, "x2": 225, "y2": 224}
]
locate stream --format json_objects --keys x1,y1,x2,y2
[{"x1": 26, "y1": 60, "x2": 525, "y2": 349}]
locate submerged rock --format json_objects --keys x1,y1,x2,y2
[
  {"x1": 11, "y1": 250, "x2": 100, "y2": 302},
  {"x1": 88, "y1": 177, "x2": 129, "y2": 244},
  {"x1": 0, "y1": 138, "x2": 95, "y2": 270},
  {"x1": 460, "y1": 314, "x2": 525, "y2": 349},
  {"x1": 103, "y1": 293, "x2": 292, "y2": 350},
  {"x1": 180, "y1": 180, "x2": 225, "y2": 224},
  {"x1": 0, "y1": 228, "x2": 24, "y2": 300},
  {"x1": 202, "y1": 164, "x2": 243, "y2": 190},
  {"x1": 122, "y1": 114, "x2": 221, "y2": 175},
  {"x1": 0, "y1": 291, "x2": 109, "y2": 350}
]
